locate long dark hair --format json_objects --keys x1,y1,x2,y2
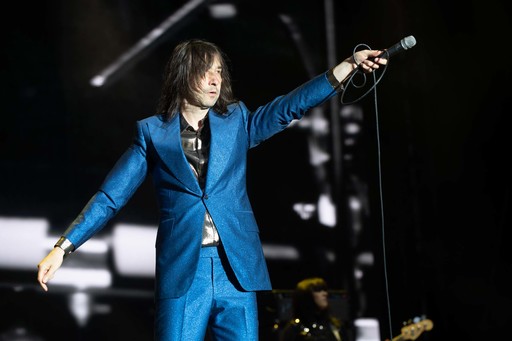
[{"x1": 156, "y1": 39, "x2": 236, "y2": 118}]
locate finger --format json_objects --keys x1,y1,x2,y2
[
  {"x1": 365, "y1": 60, "x2": 381, "y2": 71},
  {"x1": 37, "y1": 265, "x2": 47, "y2": 282},
  {"x1": 37, "y1": 268, "x2": 49, "y2": 291},
  {"x1": 368, "y1": 50, "x2": 387, "y2": 65},
  {"x1": 375, "y1": 57, "x2": 387, "y2": 65},
  {"x1": 362, "y1": 62, "x2": 374, "y2": 72},
  {"x1": 37, "y1": 265, "x2": 54, "y2": 287},
  {"x1": 40, "y1": 281, "x2": 48, "y2": 292},
  {"x1": 43, "y1": 270, "x2": 55, "y2": 284}
]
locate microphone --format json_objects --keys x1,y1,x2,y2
[{"x1": 377, "y1": 35, "x2": 416, "y2": 59}]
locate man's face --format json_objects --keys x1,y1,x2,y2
[{"x1": 193, "y1": 55, "x2": 223, "y2": 109}]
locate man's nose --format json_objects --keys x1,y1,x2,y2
[{"x1": 207, "y1": 72, "x2": 220, "y2": 85}]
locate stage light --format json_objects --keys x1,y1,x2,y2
[
  {"x1": 354, "y1": 318, "x2": 381, "y2": 341},
  {"x1": 344, "y1": 122, "x2": 361, "y2": 135},
  {"x1": 293, "y1": 202, "x2": 316, "y2": 220},
  {"x1": 349, "y1": 196, "x2": 362, "y2": 211},
  {"x1": 0, "y1": 217, "x2": 48, "y2": 270},
  {"x1": 209, "y1": 3, "x2": 237, "y2": 19},
  {"x1": 318, "y1": 193, "x2": 336, "y2": 227},
  {"x1": 262, "y1": 244, "x2": 300, "y2": 261},
  {"x1": 51, "y1": 267, "x2": 112, "y2": 290},
  {"x1": 112, "y1": 223, "x2": 157, "y2": 277}
]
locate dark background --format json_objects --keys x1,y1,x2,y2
[{"x1": 1, "y1": 0, "x2": 511, "y2": 340}]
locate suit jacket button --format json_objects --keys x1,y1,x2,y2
[{"x1": 203, "y1": 194, "x2": 209, "y2": 199}]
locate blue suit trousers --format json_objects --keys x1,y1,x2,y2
[{"x1": 155, "y1": 245, "x2": 258, "y2": 341}]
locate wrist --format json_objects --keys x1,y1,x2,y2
[
  {"x1": 327, "y1": 68, "x2": 343, "y2": 93},
  {"x1": 53, "y1": 246, "x2": 66, "y2": 257},
  {"x1": 54, "y1": 237, "x2": 75, "y2": 258},
  {"x1": 330, "y1": 61, "x2": 354, "y2": 91}
]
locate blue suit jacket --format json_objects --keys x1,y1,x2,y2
[{"x1": 63, "y1": 72, "x2": 337, "y2": 299}]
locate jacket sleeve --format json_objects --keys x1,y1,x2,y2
[
  {"x1": 62, "y1": 121, "x2": 148, "y2": 249},
  {"x1": 246, "y1": 72, "x2": 337, "y2": 148}
]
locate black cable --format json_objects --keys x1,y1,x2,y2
[
  {"x1": 341, "y1": 43, "x2": 394, "y2": 340},
  {"x1": 371, "y1": 70, "x2": 394, "y2": 341}
]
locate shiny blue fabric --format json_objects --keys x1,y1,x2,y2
[
  {"x1": 155, "y1": 246, "x2": 258, "y2": 341},
  {"x1": 62, "y1": 72, "x2": 337, "y2": 300}
]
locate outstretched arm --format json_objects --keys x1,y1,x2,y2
[{"x1": 36, "y1": 121, "x2": 149, "y2": 292}]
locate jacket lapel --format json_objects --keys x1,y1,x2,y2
[
  {"x1": 148, "y1": 114, "x2": 202, "y2": 195},
  {"x1": 206, "y1": 110, "x2": 238, "y2": 190}
]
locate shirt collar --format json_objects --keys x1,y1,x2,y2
[{"x1": 180, "y1": 112, "x2": 209, "y2": 133}]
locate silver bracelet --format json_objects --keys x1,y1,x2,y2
[{"x1": 54, "y1": 237, "x2": 75, "y2": 258}]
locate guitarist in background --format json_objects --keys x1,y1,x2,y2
[{"x1": 280, "y1": 277, "x2": 352, "y2": 341}]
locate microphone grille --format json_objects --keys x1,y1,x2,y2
[{"x1": 402, "y1": 35, "x2": 417, "y2": 49}]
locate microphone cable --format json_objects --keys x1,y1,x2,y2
[{"x1": 341, "y1": 43, "x2": 394, "y2": 341}]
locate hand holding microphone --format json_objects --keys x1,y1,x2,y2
[
  {"x1": 335, "y1": 35, "x2": 417, "y2": 104},
  {"x1": 355, "y1": 35, "x2": 417, "y2": 73}
]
